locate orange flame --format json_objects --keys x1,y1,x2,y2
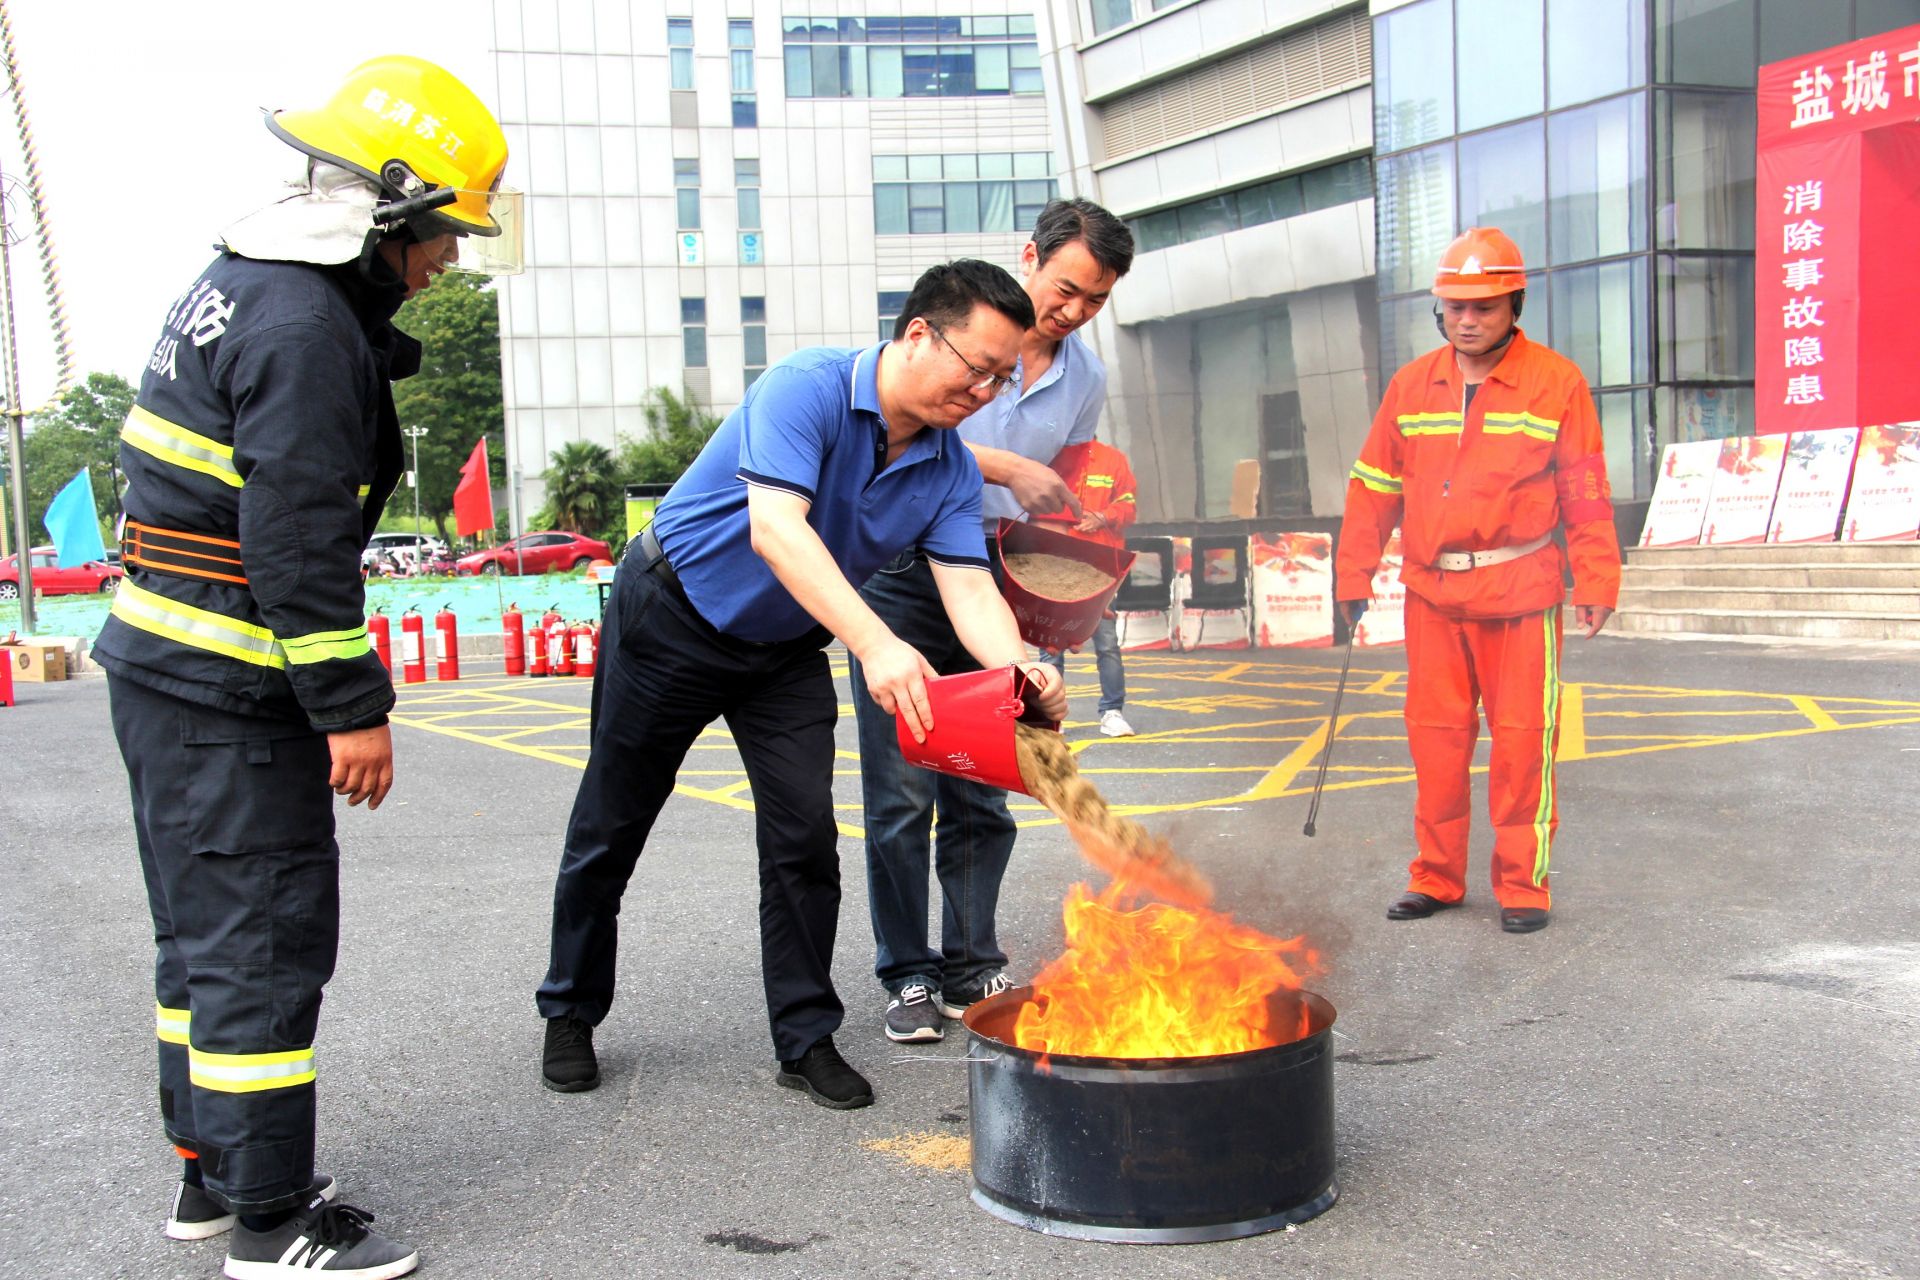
[{"x1": 1012, "y1": 872, "x2": 1319, "y2": 1059}]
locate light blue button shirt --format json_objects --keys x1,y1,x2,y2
[{"x1": 957, "y1": 329, "x2": 1108, "y2": 529}]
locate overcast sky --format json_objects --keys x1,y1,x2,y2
[{"x1": 1, "y1": 1, "x2": 494, "y2": 409}]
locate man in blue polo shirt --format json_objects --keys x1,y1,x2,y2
[
  {"x1": 850, "y1": 199, "x2": 1136, "y2": 1046},
  {"x1": 534, "y1": 260, "x2": 1067, "y2": 1110}
]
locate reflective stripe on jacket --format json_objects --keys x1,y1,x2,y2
[
  {"x1": 91, "y1": 252, "x2": 411, "y2": 731},
  {"x1": 1335, "y1": 328, "x2": 1621, "y2": 618}
]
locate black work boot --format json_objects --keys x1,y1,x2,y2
[
  {"x1": 541, "y1": 1015, "x2": 600, "y2": 1093},
  {"x1": 776, "y1": 1036, "x2": 874, "y2": 1110},
  {"x1": 1387, "y1": 891, "x2": 1460, "y2": 921}
]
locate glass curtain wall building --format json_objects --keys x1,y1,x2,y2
[{"x1": 1373, "y1": 0, "x2": 1920, "y2": 500}]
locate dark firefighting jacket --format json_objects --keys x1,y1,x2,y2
[{"x1": 92, "y1": 251, "x2": 415, "y2": 732}]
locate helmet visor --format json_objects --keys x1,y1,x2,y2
[{"x1": 431, "y1": 186, "x2": 525, "y2": 276}]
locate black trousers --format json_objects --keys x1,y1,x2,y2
[
  {"x1": 109, "y1": 674, "x2": 338, "y2": 1214},
  {"x1": 535, "y1": 558, "x2": 843, "y2": 1061}
]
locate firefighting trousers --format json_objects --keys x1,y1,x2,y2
[
  {"x1": 107, "y1": 674, "x2": 338, "y2": 1214},
  {"x1": 536, "y1": 560, "x2": 843, "y2": 1062},
  {"x1": 1401, "y1": 593, "x2": 1563, "y2": 910}
]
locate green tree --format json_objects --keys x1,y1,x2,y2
[
  {"x1": 389, "y1": 273, "x2": 506, "y2": 545},
  {"x1": 0, "y1": 371, "x2": 135, "y2": 551},
  {"x1": 616, "y1": 385, "x2": 721, "y2": 485},
  {"x1": 544, "y1": 440, "x2": 621, "y2": 540}
]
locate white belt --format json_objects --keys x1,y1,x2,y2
[{"x1": 1433, "y1": 533, "x2": 1551, "y2": 572}]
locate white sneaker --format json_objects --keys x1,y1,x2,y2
[{"x1": 1099, "y1": 710, "x2": 1135, "y2": 737}]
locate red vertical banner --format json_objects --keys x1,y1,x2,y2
[{"x1": 1755, "y1": 24, "x2": 1920, "y2": 434}]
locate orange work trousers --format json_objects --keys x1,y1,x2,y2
[{"x1": 1401, "y1": 592, "x2": 1562, "y2": 910}]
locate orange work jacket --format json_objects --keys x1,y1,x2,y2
[
  {"x1": 1336, "y1": 329, "x2": 1621, "y2": 618},
  {"x1": 1046, "y1": 439, "x2": 1137, "y2": 549}
]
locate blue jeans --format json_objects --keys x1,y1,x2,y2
[
  {"x1": 1040, "y1": 615, "x2": 1125, "y2": 713},
  {"x1": 849, "y1": 552, "x2": 1015, "y2": 995}
]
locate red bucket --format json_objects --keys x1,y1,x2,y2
[
  {"x1": 996, "y1": 517, "x2": 1137, "y2": 652},
  {"x1": 896, "y1": 665, "x2": 1061, "y2": 796}
]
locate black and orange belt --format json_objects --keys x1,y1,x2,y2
[{"x1": 122, "y1": 520, "x2": 248, "y2": 586}]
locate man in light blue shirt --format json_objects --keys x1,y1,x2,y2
[{"x1": 850, "y1": 199, "x2": 1137, "y2": 1046}]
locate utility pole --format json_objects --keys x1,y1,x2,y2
[
  {"x1": 403, "y1": 425, "x2": 429, "y2": 544},
  {"x1": 0, "y1": 153, "x2": 34, "y2": 632}
]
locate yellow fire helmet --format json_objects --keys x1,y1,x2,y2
[{"x1": 267, "y1": 55, "x2": 523, "y2": 275}]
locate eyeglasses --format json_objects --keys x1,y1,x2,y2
[{"x1": 927, "y1": 323, "x2": 1014, "y2": 397}]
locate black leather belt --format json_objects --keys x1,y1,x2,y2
[{"x1": 637, "y1": 525, "x2": 683, "y2": 592}]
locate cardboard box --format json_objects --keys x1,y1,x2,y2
[{"x1": 3, "y1": 641, "x2": 67, "y2": 683}]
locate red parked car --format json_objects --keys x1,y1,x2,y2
[
  {"x1": 455, "y1": 531, "x2": 612, "y2": 576},
  {"x1": 0, "y1": 547, "x2": 124, "y2": 600}
]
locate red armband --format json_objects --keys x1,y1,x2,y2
[{"x1": 1555, "y1": 454, "x2": 1614, "y2": 524}]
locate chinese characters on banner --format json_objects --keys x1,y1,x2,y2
[
  {"x1": 1249, "y1": 532, "x2": 1334, "y2": 648},
  {"x1": 1638, "y1": 440, "x2": 1722, "y2": 546},
  {"x1": 1841, "y1": 423, "x2": 1920, "y2": 542},
  {"x1": 1756, "y1": 24, "x2": 1920, "y2": 433},
  {"x1": 1767, "y1": 428, "x2": 1860, "y2": 543},
  {"x1": 1701, "y1": 436, "x2": 1788, "y2": 545}
]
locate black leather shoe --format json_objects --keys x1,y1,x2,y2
[
  {"x1": 777, "y1": 1036, "x2": 874, "y2": 1110},
  {"x1": 1386, "y1": 891, "x2": 1460, "y2": 920},
  {"x1": 542, "y1": 1015, "x2": 600, "y2": 1092},
  {"x1": 1500, "y1": 907, "x2": 1550, "y2": 933}
]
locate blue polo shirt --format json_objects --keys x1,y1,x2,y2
[
  {"x1": 650, "y1": 342, "x2": 992, "y2": 642},
  {"x1": 958, "y1": 329, "x2": 1107, "y2": 529}
]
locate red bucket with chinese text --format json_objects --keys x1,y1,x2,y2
[
  {"x1": 895, "y1": 665, "x2": 1060, "y2": 795},
  {"x1": 995, "y1": 517, "x2": 1136, "y2": 652}
]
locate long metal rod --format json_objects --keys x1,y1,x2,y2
[
  {"x1": 1300, "y1": 632, "x2": 1356, "y2": 838},
  {"x1": 0, "y1": 152, "x2": 34, "y2": 631}
]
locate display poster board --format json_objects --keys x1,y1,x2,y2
[
  {"x1": 1353, "y1": 530, "x2": 1408, "y2": 648},
  {"x1": 1250, "y1": 533, "x2": 1334, "y2": 648},
  {"x1": 1767, "y1": 428, "x2": 1860, "y2": 543},
  {"x1": 1701, "y1": 436, "x2": 1789, "y2": 545},
  {"x1": 1638, "y1": 440, "x2": 1723, "y2": 546},
  {"x1": 1840, "y1": 422, "x2": 1920, "y2": 542}
]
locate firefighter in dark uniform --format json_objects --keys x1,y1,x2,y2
[{"x1": 92, "y1": 56, "x2": 520, "y2": 1280}]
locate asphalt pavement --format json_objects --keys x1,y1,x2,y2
[{"x1": 2, "y1": 634, "x2": 1916, "y2": 1280}]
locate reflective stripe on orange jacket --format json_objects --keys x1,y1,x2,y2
[
  {"x1": 1336, "y1": 328, "x2": 1621, "y2": 618},
  {"x1": 1048, "y1": 439, "x2": 1137, "y2": 549}
]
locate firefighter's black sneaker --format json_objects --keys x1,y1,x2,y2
[
  {"x1": 166, "y1": 1174, "x2": 338, "y2": 1241},
  {"x1": 884, "y1": 981, "x2": 945, "y2": 1043},
  {"x1": 776, "y1": 1036, "x2": 874, "y2": 1109},
  {"x1": 1387, "y1": 891, "x2": 1459, "y2": 920},
  {"x1": 223, "y1": 1198, "x2": 416, "y2": 1279},
  {"x1": 542, "y1": 1014, "x2": 600, "y2": 1092},
  {"x1": 936, "y1": 969, "x2": 1013, "y2": 1020}
]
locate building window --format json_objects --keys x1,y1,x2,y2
[
  {"x1": 742, "y1": 295, "x2": 768, "y2": 384},
  {"x1": 675, "y1": 158, "x2": 700, "y2": 230},
  {"x1": 1374, "y1": 0, "x2": 1453, "y2": 152},
  {"x1": 782, "y1": 15, "x2": 1042, "y2": 99},
  {"x1": 872, "y1": 152, "x2": 1057, "y2": 235},
  {"x1": 1547, "y1": 0, "x2": 1648, "y2": 109},
  {"x1": 682, "y1": 297, "x2": 708, "y2": 368},
  {"x1": 1457, "y1": 0, "x2": 1542, "y2": 131},
  {"x1": 736, "y1": 159, "x2": 761, "y2": 229},
  {"x1": 1126, "y1": 156, "x2": 1375, "y2": 253},
  {"x1": 877, "y1": 290, "x2": 909, "y2": 340},
  {"x1": 731, "y1": 19, "x2": 757, "y2": 126},
  {"x1": 1091, "y1": 0, "x2": 1135, "y2": 36},
  {"x1": 669, "y1": 18, "x2": 694, "y2": 91}
]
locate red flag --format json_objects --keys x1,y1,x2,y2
[{"x1": 453, "y1": 437, "x2": 494, "y2": 537}]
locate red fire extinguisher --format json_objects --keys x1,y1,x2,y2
[
  {"x1": 528, "y1": 621, "x2": 550, "y2": 677},
  {"x1": 549, "y1": 616, "x2": 576, "y2": 677},
  {"x1": 541, "y1": 604, "x2": 563, "y2": 633},
  {"x1": 368, "y1": 607, "x2": 393, "y2": 674},
  {"x1": 434, "y1": 604, "x2": 460, "y2": 681},
  {"x1": 399, "y1": 607, "x2": 426, "y2": 684},
  {"x1": 572, "y1": 620, "x2": 596, "y2": 678},
  {"x1": 502, "y1": 602, "x2": 526, "y2": 676}
]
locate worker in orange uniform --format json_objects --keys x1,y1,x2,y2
[
  {"x1": 1335, "y1": 227, "x2": 1620, "y2": 934},
  {"x1": 1037, "y1": 438, "x2": 1139, "y2": 737}
]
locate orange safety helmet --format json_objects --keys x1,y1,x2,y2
[{"x1": 1431, "y1": 227, "x2": 1527, "y2": 299}]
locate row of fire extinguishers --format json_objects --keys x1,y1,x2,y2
[{"x1": 365, "y1": 603, "x2": 599, "y2": 683}]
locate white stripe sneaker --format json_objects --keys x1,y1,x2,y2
[
  {"x1": 223, "y1": 1196, "x2": 417, "y2": 1279},
  {"x1": 167, "y1": 1174, "x2": 337, "y2": 1241}
]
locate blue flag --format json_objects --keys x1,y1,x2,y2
[{"x1": 43, "y1": 468, "x2": 107, "y2": 568}]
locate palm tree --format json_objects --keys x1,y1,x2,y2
[{"x1": 544, "y1": 441, "x2": 619, "y2": 535}]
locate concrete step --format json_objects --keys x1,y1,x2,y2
[
  {"x1": 1621, "y1": 563, "x2": 1920, "y2": 589},
  {"x1": 1629, "y1": 542, "x2": 1920, "y2": 566},
  {"x1": 1616, "y1": 584, "x2": 1920, "y2": 614},
  {"x1": 1611, "y1": 607, "x2": 1920, "y2": 641}
]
